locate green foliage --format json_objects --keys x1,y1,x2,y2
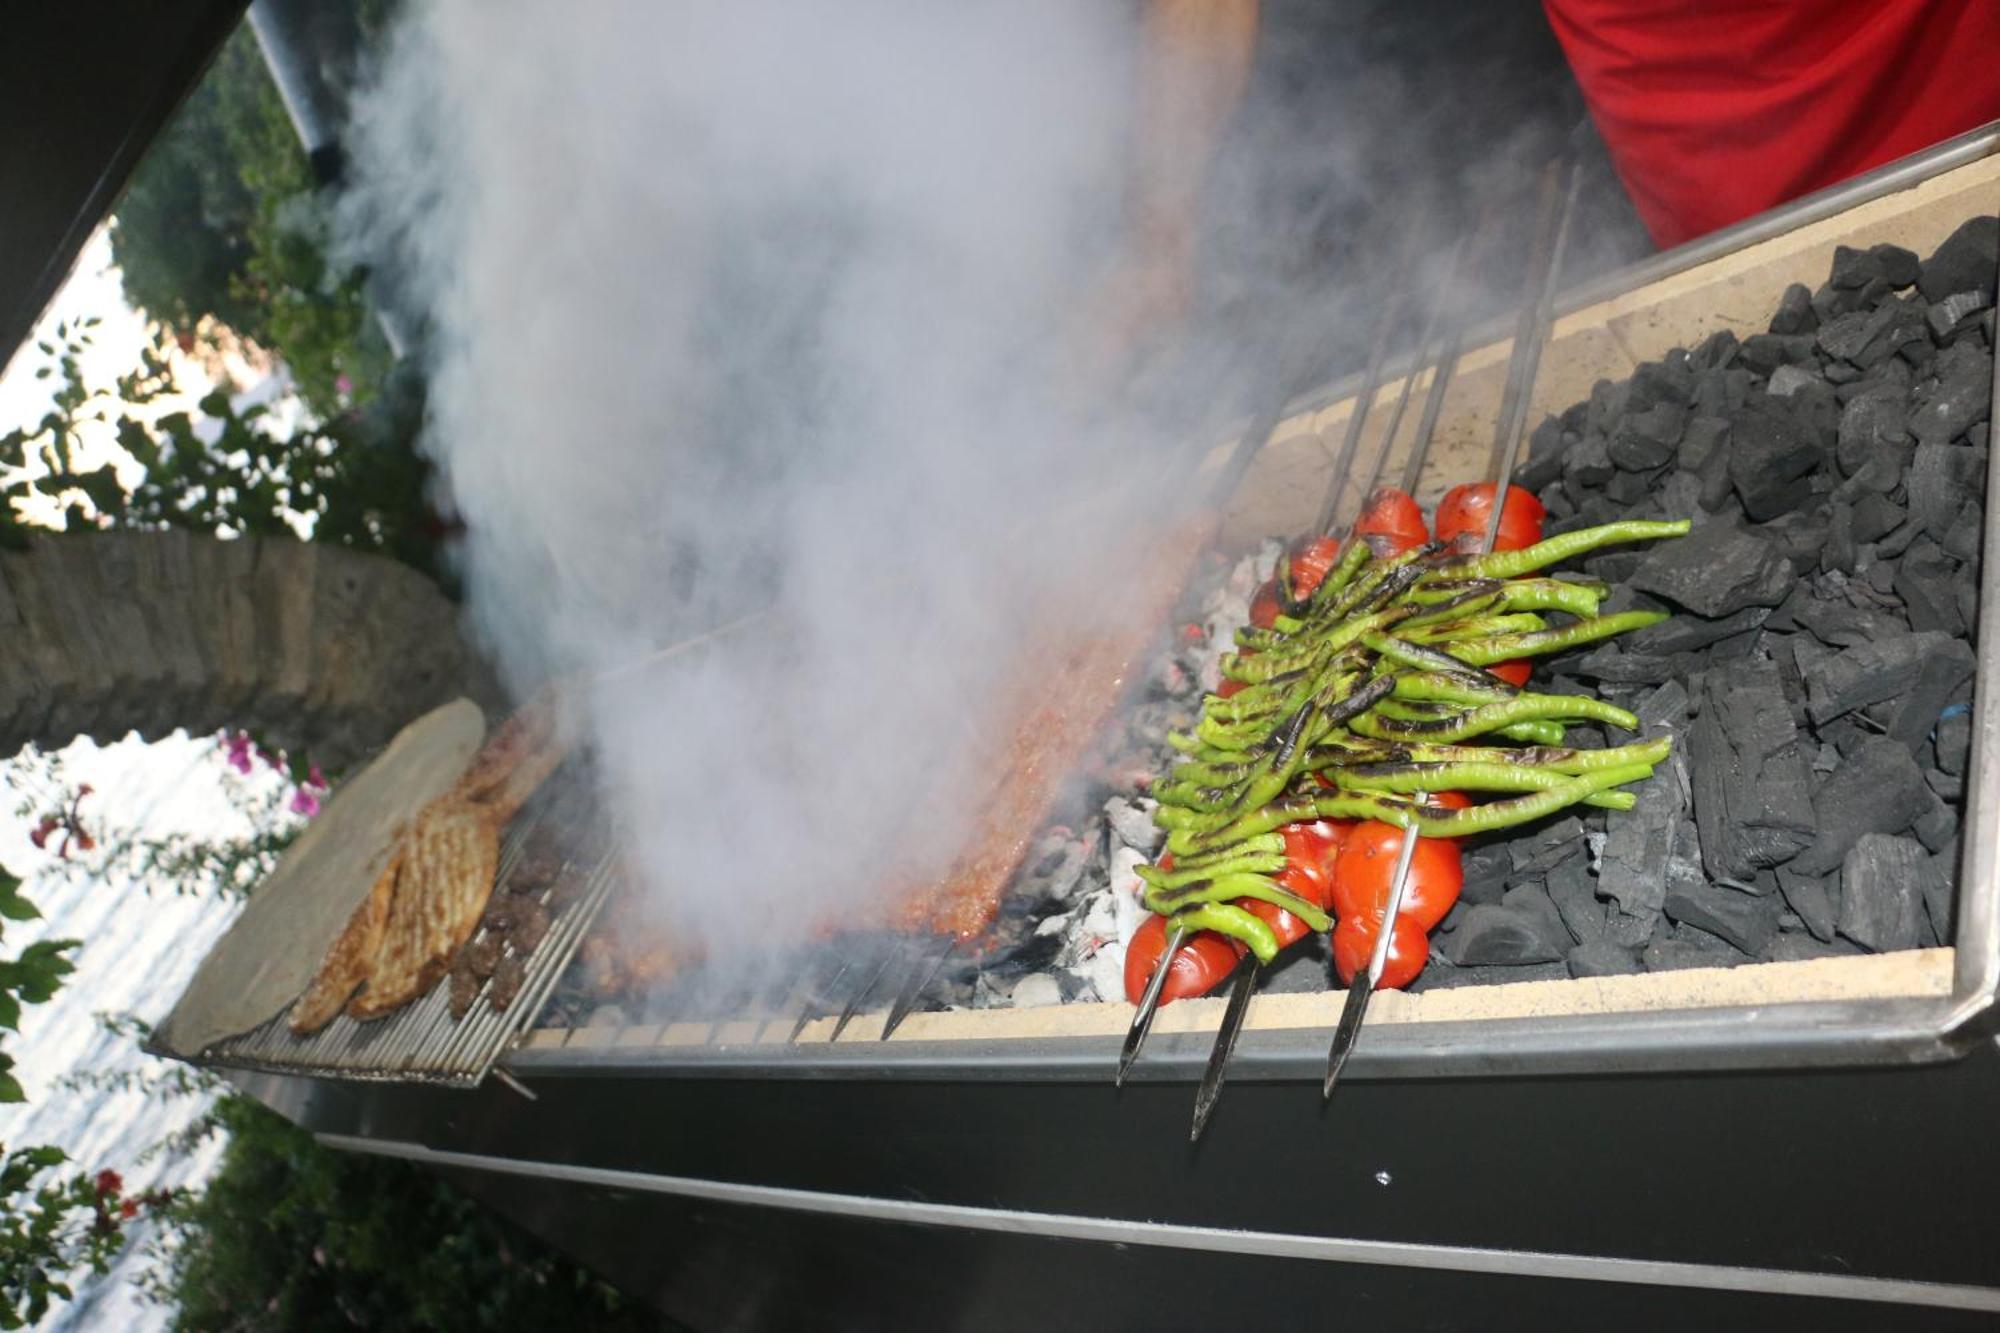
[
  {"x1": 1, "y1": 323, "x2": 443, "y2": 578},
  {"x1": 147, "y1": 1095, "x2": 648, "y2": 1332},
  {"x1": 110, "y1": 24, "x2": 393, "y2": 418},
  {"x1": 0, "y1": 863, "x2": 131, "y2": 1330}
]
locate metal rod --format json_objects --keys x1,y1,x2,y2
[
  {"x1": 1116, "y1": 923, "x2": 1186, "y2": 1086},
  {"x1": 1482, "y1": 158, "x2": 1582, "y2": 553},
  {"x1": 829, "y1": 940, "x2": 900, "y2": 1042},
  {"x1": 880, "y1": 936, "x2": 957, "y2": 1041},
  {"x1": 1310, "y1": 277, "x2": 1413, "y2": 534},
  {"x1": 1323, "y1": 155, "x2": 1579, "y2": 1101},
  {"x1": 1189, "y1": 958, "x2": 1257, "y2": 1140}
]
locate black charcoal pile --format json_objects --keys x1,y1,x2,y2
[{"x1": 1438, "y1": 215, "x2": 1996, "y2": 985}]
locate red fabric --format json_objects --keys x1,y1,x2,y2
[{"x1": 1542, "y1": 0, "x2": 2000, "y2": 246}]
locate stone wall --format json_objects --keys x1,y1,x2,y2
[{"x1": 0, "y1": 531, "x2": 500, "y2": 769}]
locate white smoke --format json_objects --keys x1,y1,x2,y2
[
  {"x1": 340, "y1": 1, "x2": 1599, "y2": 966},
  {"x1": 341, "y1": 1, "x2": 1214, "y2": 959}
]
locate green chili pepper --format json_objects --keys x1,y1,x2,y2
[
  {"x1": 1442, "y1": 610, "x2": 1671, "y2": 665},
  {"x1": 1353, "y1": 692, "x2": 1637, "y2": 742},
  {"x1": 1433, "y1": 519, "x2": 1691, "y2": 580},
  {"x1": 1365, "y1": 634, "x2": 1521, "y2": 688},
  {"x1": 1327, "y1": 760, "x2": 1643, "y2": 810},
  {"x1": 1143, "y1": 872, "x2": 1332, "y2": 931},
  {"x1": 1405, "y1": 612, "x2": 1549, "y2": 643},
  {"x1": 1495, "y1": 720, "x2": 1568, "y2": 745},
  {"x1": 1349, "y1": 736, "x2": 1673, "y2": 774},
  {"x1": 1167, "y1": 902, "x2": 1283, "y2": 965},
  {"x1": 1136, "y1": 852, "x2": 1289, "y2": 888},
  {"x1": 1159, "y1": 832, "x2": 1286, "y2": 869},
  {"x1": 1398, "y1": 763, "x2": 1658, "y2": 838},
  {"x1": 1389, "y1": 670, "x2": 1519, "y2": 706}
]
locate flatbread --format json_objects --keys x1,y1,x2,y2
[
  {"x1": 346, "y1": 796, "x2": 502, "y2": 1020},
  {"x1": 287, "y1": 849, "x2": 400, "y2": 1035},
  {"x1": 153, "y1": 699, "x2": 486, "y2": 1057}
]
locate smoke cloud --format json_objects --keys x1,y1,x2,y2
[
  {"x1": 341, "y1": 1, "x2": 1219, "y2": 958},
  {"x1": 341, "y1": 2, "x2": 1608, "y2": 964}
]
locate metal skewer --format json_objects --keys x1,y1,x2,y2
[
  {"x1": 1321, "y1": 153, "x2": 1581, "y2": 1103},
  {"x1": 1115, "y1": 249, "x2": 1421, "y2": 1087},
  {"x1": 1189, "y1": 234, "x2": 1473, "y2": 1139}
]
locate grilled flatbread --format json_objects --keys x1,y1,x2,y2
[
  {"x1": 346, "y1": 796, "x2": 502, "y2": 1020},
  {"x1": 288, "y1": 849, "x2": 401, "y2": 1035}
]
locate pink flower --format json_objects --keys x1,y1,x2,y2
[
  {"x1": 224, "y1": 732, "x2": 254, "y2": 775},
  {"x1": 289, "y1": 788, "x2": 321, "y2": 818},
  {"x1": 306, "y1": 764, "x2": 327, "y2": 791},
  {"x1": 335, "y1": 374, "x2": 354, "y2": 397}
]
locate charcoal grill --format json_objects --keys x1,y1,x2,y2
[
  {"x1": 213, "y1": 122, "x2": 2000, "y2": 1328},
  {"x1": 168, "y1": 760, "x2": 621, "y2": 1087}
]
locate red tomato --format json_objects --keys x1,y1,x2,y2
[
  {"x1": 1278, "y1": 820, "x2": 1342, "y2": 904},
  {"x1": 1488, "y1": 658, "x2": 1533, "y2": 688},
  {"x1": 1355, "y1": 486, "x2": 1430, "y2": 555},
  {"x1": 1243, "y1": 896, "x2": 1312, "y2": 951},
  {"x1": 1332, "y1": 914, "x2": 1429, "y2": 990},
  {"x1": 1249, "y1": 579, "x2": 1283, "y2": 629},
  {"x1": 1331, "y1": 822, "x2": 1464, "y2": 930},
  {"x1": 1286, "y1": 536, "x2": 1343, "y2": 600},
  {"x1": 1123, "y1": 914, "x2": 1239, "y2": 1005},
  {"x1": 1433, "y1": 483, "x2": 1546, "y2": 552}
]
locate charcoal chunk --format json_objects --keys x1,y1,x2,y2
[
  {"x1": 1729, "y1": 408, "x2": 1826, "y2": 519},
  {"x1": 1678, "y1": 415, "x2": 1731, "y2": 474},
  {"x1": 1912, "y1": 798, "x2": 1958, "y2": 854},
  {"x1": 1643, "y1": 926, "x2": 1752, "y2": 972},
  {"x1": 1545, "y1": 848, "x2": 1606, "y2": 945},
  {"x1": 1567, "y1": 940, "x2": 1642, "y2": 978},
  {"x1": 1816, "y1": 309, "x2": 1877, "y2": 362},
  {"x1": 1835, "y1": 391, "x2": 1910, "y2": 477},
  {"x1": 1764, "y1": 364, "x2": 1818, "y2": 399},
  {"x1": 1663, "y1": 879, "x2": 1782, "y2": 956},
  {"x1": 1936, "y1": 707, "x2": 1971, "y2": 777},
  {"x1": 1926, "y1": 844, "x2": 1957, "y2": 944},
  {"x1": 1563, "y1": 435, "x2": 1616, "y2": 493},
  {"x1": 1416, "y1": 961, "x2": 1571, "y2": 991},
  {"x1": 1915, "y1": 215, "x2": 1999, "y2": 303},
  {"x1": 1837, "y1": 833, "x2": 1930, "y2": 952},
  {"x1": 1927, "y1": 288, "x2": 1994, "y2": 342},
  {"x1": 1623, "y1": 605, "x2": 1768, "y2": 657},
  {"x1": 1688, "y1": 663, "x2": 1818, "y2": 879},
  {"x1": 1607, "y1": 403, "x2": 1687, "y2": 471},
  {"x1": 1629, "y1": 522, "x2": 1793, "y2": 617},
  {"x1": 1870, "y1": 242, "x2": 1921, "y2": 288},
  {"x1": 1436, "y1": 902, "x2": 1569, "y2": 967},
  {"x1": 1829, "y1": 245, "x2": 1883, "y2": 290},
  {"x1": 1690, "y1": 330, "x2": 1741, "y2": 371},
  {"x1": 1909, "y1": 340, "x2": 1993, "y2": 446},
  {"x1": 1885, "y1": 637, "x2": 1976, "y2": 755},
  {"x1": 1849, "y1": 493, "x2": 1906, "y2": 544},
  {"x1": 1768, "y1": 282, "x2": 1816, "y2": 335},
  {"x1": 1775, "y1": 864, "x2": 1840, "y2": 943},
  {"x1": 1790, "y1": 736, "x2": 1932, "y2": 875},
  {"x1": 1800, "y1": 629, "x2": 1960, "y2": 725},
  {"x1": 1894, "y1": 540, "x2": 1967, "y2": 637},
  {"x1": 1739, "y1": 333, "x2": 1818, "y2": 376},
  {"x1": 1509, "y1": 817, "x2": 1586, "y2": 877},
  {"x1": 1770, "y1": 933, "x2": 1865, "y2": 963},
  {"x1": 1943, "y1": 501, "x2": 1983, "y2": 562},
  {"x1": 1906, "y1": 443, "x2": 1986, "y2": 540}
]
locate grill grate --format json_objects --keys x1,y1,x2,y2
[{"x1": 192, "y1": 765, "x2": 620, "y2": 1088}]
